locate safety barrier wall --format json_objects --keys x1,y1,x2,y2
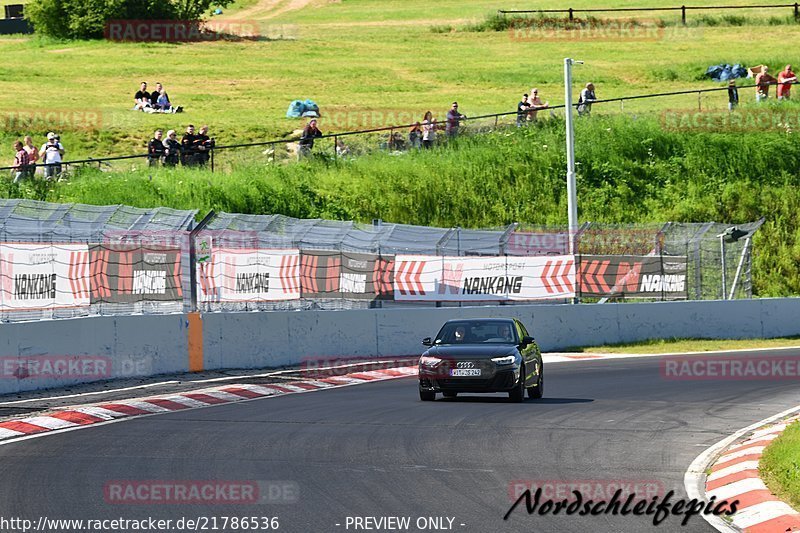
[{"x1": 1, "y1": 298, "x2": 799, "y2": 395}]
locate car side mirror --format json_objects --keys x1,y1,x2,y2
[
  {"x1": 422, "y1": 337, "x2": 433, "y2": 347},
  {"x1": 520, "y1": 336, "x2": 535, "y2": 347}
]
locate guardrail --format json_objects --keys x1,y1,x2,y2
[{"x1": 498, "y1": 3, "x2": 800, "y2": 24}]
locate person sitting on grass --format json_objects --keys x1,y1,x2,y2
[
  {"x1": 155, "y1": 85, "x2": 183, "y2": 113},
  {"x1": 133, "y1": 81, "x2": 153, "y2": 112}
]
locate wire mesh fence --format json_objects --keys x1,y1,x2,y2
[{"x1": 0, "y1": 199, "x2": 763, "y2": 322}]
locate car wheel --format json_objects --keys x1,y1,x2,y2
[
  {"x1": 443, "y1": 392, "x2": 458, "y2": 398},
  {"x1": 527, "y1": 361, "x2": 544, "y2": 399},
  {"x1": 509, "y1": 364, "x2": 525, "y2": 403},
  {"x1": 420, "y1": 389, "x2": 436, "y2": 401}
]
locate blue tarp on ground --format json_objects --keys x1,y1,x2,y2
[
  {"x1": 706, "y1": 64, "x2": 748, "y2": 82},
  {"x1": 286, "y1": 99, "x2": 320, "y2": 118}
]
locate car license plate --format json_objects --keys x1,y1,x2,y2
[{"x1": 450, "y1": 368, "x2": 481, "y2": 377}]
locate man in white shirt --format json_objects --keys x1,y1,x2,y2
[{"x1": 40, "y1": 132, "x2": 65, "y2": 179}]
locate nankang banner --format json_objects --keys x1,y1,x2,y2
[
  {"x1": 394, "y1": 255, "x2": 575, "y2": 302},
  {"x1": 89, "y1": 245, "x2": 182, "y2": 304},
  {"x1": 579, "y1": 255, "x2": 688, "y2": 299},
  {"x1": 197, "y1": 248, "x2": 300, "y2": 303},
  {"x1": 0, "y1": 243, "x2": 90, "y2": 311},
  {"x1": 300, "y1": 251, "x2": 394, "y2": 301}
]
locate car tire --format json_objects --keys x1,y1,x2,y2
[
  {"x1": 443, "y1": 392, "x2": 458, "y2": 398},
  {"x1": 420, "y1": 389, "x2": 436, "y2": 402},
  {"x1": 509, "y1": 364, "x2": 525, "y2": 403},
  {"x1": 527, "y1": 361, "x2": 544, "y2": 399}
]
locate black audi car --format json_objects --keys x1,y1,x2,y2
[{"x1": 418, "y1": 318, "x2": 543, "y2": 402}]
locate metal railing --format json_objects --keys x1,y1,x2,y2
[
  {"x1": 498, "y1": 3, "x2": 800, "y2": 24},
  {"x1": 0, "y1": 81, "x2": 777, "y2": 175}
]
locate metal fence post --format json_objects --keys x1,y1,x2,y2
[
  {"x1": 334, "y1": 135, "x2": 339, "y2": 160},
  {"x1": 719, "y1": 234, "x2": 727, "y2": 300},
  {"x1": 568, "y1": 7, "x2": 574, "y2": 21},
  {"x1": 795, "y1": 2, "x2": 799, "y2": 19},
  {"x1": 681, "y1": 5, "x2": 686, "y2": 25},
  {"x1": 210, "y1": 147, "x2": 215, "y2": 173}
]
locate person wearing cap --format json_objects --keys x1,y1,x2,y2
[
  {"x1": 162, "y1": 130, "x2": 181, "y2": 167},
  {"x1": 728, "y1": 80, "x2": 739, "y2": 111},
  {"x1": 577, "y1": 83, "x2": 596, "y2": 116},
  {"x1": 39, "y1": 132, "x2": 64, "y2": 179},
  {"x1": 777, "y1": 65, "x2": 797, "y2": 100}
]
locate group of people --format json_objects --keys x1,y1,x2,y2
[
  {"x1": 147, "y1": 125, "x2": 214, "y2": 167},
  {"x1": 10, "y1": 132, "x2": 65, "y2": 183},
  {"x1": 753, "y1": 65, "x2": 796, "y2": 103},
  {"x1": 133, "y1": 82, "x2": 183, "y2": 114}
]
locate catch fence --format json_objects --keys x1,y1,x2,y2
[{"x1": 0, "y1": 199, "x2": 763, "y2": 322}]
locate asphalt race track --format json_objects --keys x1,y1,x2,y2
[{"x1": 1, "y1": 350, "x2": 799, "y2": 533}]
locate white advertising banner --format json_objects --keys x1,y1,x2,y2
[
  {"x1": 197, "y1": 248, "x2": 300, "y2": 302},
  {"x1": 0, "y1": 243, "x2": 90, "y2": 311},
  {"x1": 394, "y1": 255, "x2": 575, "y2": 301}
]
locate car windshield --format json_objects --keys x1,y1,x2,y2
[{"x1": 434, "y1": 320, "x2": 518, "y2": 345}]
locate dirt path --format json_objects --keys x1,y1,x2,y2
[{"x1": 228, "y1": 0, "x2": 317, "y2": 21}]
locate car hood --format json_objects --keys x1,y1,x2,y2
[{"x1": 424, "y1": 344, "x2": 518, "y2": 359}]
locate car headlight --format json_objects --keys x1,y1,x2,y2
[
  {"x1": 491, "y1": 355, "x2": 516, "y2": 365},
  {"x1": 419, "y1": 356, "x2": 443, "y2": 367}
]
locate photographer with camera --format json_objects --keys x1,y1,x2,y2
[
  {"x1": 39, "y1": 132, "x2": 65, "y2": 179},
  {"x1": 194, "y1": 125, "x2": 215, "y2": 166}
]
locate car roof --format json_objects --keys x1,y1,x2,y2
[{"x1": 444, "y1": 318, "x2": 516, "y2": 324}]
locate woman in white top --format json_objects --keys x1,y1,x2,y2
[{"x1": 421, "y1": 111, "x2": 436, "y2": 149}]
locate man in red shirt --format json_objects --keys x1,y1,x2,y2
[
  {"x1": 755, "y1": 67, "x2": 777, "y2": 102},
  {"x1": 778, "y1": 65, "x2": 797, "y2": 100},
  {"x1": 12, "y1": 140, "x2": 30, "y2": 183}
]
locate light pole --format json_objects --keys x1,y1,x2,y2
[{"x1": 564, "y1": 57, "x2": 582, "y2": 255}]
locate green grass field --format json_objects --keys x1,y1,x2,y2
[
  {"x1": 1, "y1": 0, "x2": 799, "y2": 157},
  {"x1": 565, "y1": 337, "x2": 800, "y2": 354},
  {"x1": 760, "y1": 420, "x2": 800, "y2": 509}
]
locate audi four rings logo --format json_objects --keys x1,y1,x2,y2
[{"x1": 456, "y1": 361, "x2": 475, "y2": 369}]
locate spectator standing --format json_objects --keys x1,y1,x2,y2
[
  {"x1": 11, "y1": 141, "x2": 30, "y2": 183},
  {"x1": 755, "y1": 67, "x2": 777, "y2": 102},
  {"x1": 409, "y1": 122, "x2": 422, "y2": 149},
  {"x1": 148, "y1": 130, "x2": 165, "y2": 166},
  {"x1": 22, "y1": 135, "x2": 39, "y2": 172},
  {"x1": 39, "y1": 132, "x2": 64, "y2": 179},
  {"x1": 195, "y1": 125, "x2": 214, "y2": 166},
  {"x1": 516, "y1": 94, "x2": 531, "y2": 127},
  {"x1": 421, "y1": 111, "x2": 437, "y2": 149},
  {"x1": 777, "y1": 65, "x2": 797, "y2": 101},
  {"x1": 180, "y1": 125, "x2": 198, "y2": 166},
  {"x1": 728, "y1": 80, "x2": 739, "y2": 111},
  {"x1": 446, "y1": 102, "x2": 466, "y2": 138},
  {"x1": 134, "y1": 82, "x2": 152, "y2": 111},
  {"x1": 527, "y1": 88, "x2": 549, "y2": 122},
  {"x1": 577, "y1": 83, "x2": 596, "y2": 116},
  {"x1": 162, "y1": 130, "x2": 181, "y2": 167},
  {"x1": 299, "y1": 119, "x2": 322, "y2": 159}
]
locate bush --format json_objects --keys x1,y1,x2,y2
[{"x1": 27, "y1": 0, "x2": 234, "y2": 39}]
